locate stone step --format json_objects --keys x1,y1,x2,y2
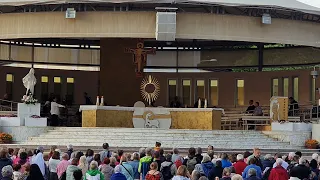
[
  {"x1": 38, "y1": 134, "x2": 273, "y2": 140},
  {"x1": 51, "y1": 128, "x2": 264, "y2": 134},
  {"x1": 27, "y1": 137, "x2": 290, "y2": 146},
  {"x1": 23, "y1": 142, "x2": 299, "y2": 149},
  {"x1": 44, "y1": 131, "x2": 269, "y2": 138}
]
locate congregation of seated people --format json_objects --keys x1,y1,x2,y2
[{"x1": 0, "y1": 142, "x2": 318, "y2": 180}]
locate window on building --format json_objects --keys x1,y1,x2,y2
[
  {"x1": 271, "y1": 78, "x2": 279, "y2": 96},
  {"x1": 54, "y1": 77, "x2": 61, "y2": 101},
  {"x1": 311, "y1": 78, "x2": 316, "y2": 104},
  {"x1": 5, "y1": 74, "x2": 14, "y2": 100},
  {"x1": 236, "y1": 79, "x2": 245, "y2": 106},
  {"x1": 293, "y1": 77, "x2": 299, "y2": 101},
  {"x1": 182, "y1": 80, "x2": 191, "y2": 107},
  {"x1": 283, "y1": 78, "x2": 289, "y2": 97},
  {"x1": 196, "y1": 80, "x2": 205, "y2": 100},
  {"x1": 66, "y1": 77, "x2": 74, "y2": 105},
  {"x1": 168, "y1": 79, "x2": 177, "y2": 105},
  {"x1": 41, "y1": 76, "x2": 49, "y2": 102},
  {"x1": 209, "y1": 79, "x2": 218, "y2": 106}
]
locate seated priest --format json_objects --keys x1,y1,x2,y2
[
  {"x1": 246, "y1": 100, "x2": 255, "y2": 114},
  {"x1": 253, "y1": 102, "x2": 263, "y2": 116}
]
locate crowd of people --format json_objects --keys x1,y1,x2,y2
[{"x1": 0, "y1": 143, "x2": 318, "y2": 180}]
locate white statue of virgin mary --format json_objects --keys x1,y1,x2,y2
[{"x1": 22, "y1": 68, "x2": 37, "y2": 96}]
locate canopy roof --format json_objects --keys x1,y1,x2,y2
[{"x1": 0, "y1": 0, "x2": 320, "y2": 15}]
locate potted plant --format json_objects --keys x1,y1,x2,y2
[
  {"x1": 0, "y1": 133, "x2": 13, "y2": 144},
  {"x1": 305, "y1": 139, "x2": 319, "y2": 149}
]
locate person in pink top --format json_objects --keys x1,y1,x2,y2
[{"x1": 56, "y1": 153, "x2": 70, "y2": 178}]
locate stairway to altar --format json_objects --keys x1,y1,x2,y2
[{"x1": 22, "y1": 127, "x2": 303, "y2": 150}]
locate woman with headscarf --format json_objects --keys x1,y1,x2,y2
[
  {"x1": 31, "y1": 151, "x2": 45, "y2": 177},
  {"x1": 78, "y1": 156, "x2": 88, "y2": 177},
  {"x1": 110, "y1": 165, "x2": 126, "y2": 180},
  {"x1": 26, "y1": 164, "x2": 44, "y2": 180}
]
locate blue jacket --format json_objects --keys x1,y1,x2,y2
[
  {"x1": 262, "y1": 159, "x2": 274, "y2": 171},
  {"x1": 201, "y1": 162, "x2": 214, "y2": 177},
  {"x1": 242, "y1": 164, "x2": 262, "y2": 179},
  {"x1": 128, "y1": 160, "x2": 140, "y2": 179},
  {"x1": 221, "y1": 159, "x2": 232, "y2": 168},
  {"x1": 110, "y1": 173, "x2": 127, "y2": 180},
  {"x1": 119, "y1": 162, "x2": 134, "y2": 180}
]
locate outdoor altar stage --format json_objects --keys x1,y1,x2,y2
[{"x1": 79, "y1": 105, "x2": 223, "y2": 130}]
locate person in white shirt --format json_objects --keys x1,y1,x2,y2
[{"x1": 50, "y1": 97, "x2": 65, "y2": 126}]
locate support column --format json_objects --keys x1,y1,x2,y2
[
  {"x1": 258, "y1": 43, "x2": 264, "y2": 71},
  {"x1": 100, "y1": 38, "x2": 141, "y2": 106}
]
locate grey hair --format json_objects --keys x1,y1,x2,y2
[
  {"x1": 237, "y1": 154, "x2": 244, "y2": 161},
  {"x1": 276, "y1": 158, "x2": 283, "y2": 166},
  {"x1": 145, "y1": 148, "x2": 152, "y2": 156},
  {"x1": 299, "y1": 157, "x2": 307, "y2": 165},
  {"x1": 1, "y1": 165, "x2": 13, "y2": 178},
  {"x1": 231, "y1": 174, "x2": 243, "y2": 180},
  {"x1": 90, "y1": 161, "x2": 99, "y2": 170},
  {"x1": 202, "y1": 154, "x2": 211, "y2": 163},
  {"x1": 248, "y1": 168, "x2": 257, "y2": 177},
  {"x1": 191, "y1": 170, "x2": 201, "y2": 180}
]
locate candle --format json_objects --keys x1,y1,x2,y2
[
  {"x1": 100, "y1": 96, "x2": 104, "y2": 106},
  {"x1": 204, "y1": 99, "x2": 207, "y2": 108},
  {"x1": 198, "y1": 98, "x2": 201, "y2": 108},
  {"x1": 96, "y1": 96, "x2": 100, "y2": 106}
]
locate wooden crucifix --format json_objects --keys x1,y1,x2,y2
[{"x1": 125, "y1": 40, "x2": 156, "y2": 77}]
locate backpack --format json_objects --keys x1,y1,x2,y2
[
  {"x1": 146, "y1": 173, "x2": 161, "y2": 180},
  {"x1": 186, "y1": 157, "x2": 197, "y2": 173},
  {"x1": 161, "y1": 163, "x2": 174, "y2": 180},
  {"x1": 174, "y1": 159, "x2": 183, "y2": 169}
]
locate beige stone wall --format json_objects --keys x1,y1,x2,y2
[
  {"x1": 0, "y1": 44, "x2": 100, "y2": 65},
  {"x1": 0, "y1": 12, "x2": 318, "y2": 47}
]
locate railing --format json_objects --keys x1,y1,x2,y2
[{"x1": 0, "y1": 99, "x2": 18, "y2": 111}]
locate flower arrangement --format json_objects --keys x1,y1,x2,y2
[
  {"x1": 0, "y1": 133, "x2": 13, "y2": 143},
  {"x1": 305, "y1": 139, "x2": 319, "y2": 149},
  {"x1": 22, "y1": 94, "x2": 38, "y2": 105},
  {"x1": 30, "y1": 115, "x2": 41, "y2": 118}
]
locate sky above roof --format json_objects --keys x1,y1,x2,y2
[{"x1": 298, "y1": 0, "x2": 320, "y2": 8}]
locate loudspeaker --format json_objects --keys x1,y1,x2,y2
[
  {"x1": 156, "y1": 12, "x2": 176, "y2": 41},
  {"x1": 262, "y1": 13, "x2": 271, "y2": 24}
]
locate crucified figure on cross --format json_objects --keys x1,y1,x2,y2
[{"x1": 125, "y1": 41, "x2": 156, "y2": 77}]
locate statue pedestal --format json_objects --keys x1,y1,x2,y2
[{"x1": 17, "y1": 103, "x2": 40, "y2": 119}]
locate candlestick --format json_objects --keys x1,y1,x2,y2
[
  {"x1": 100, "y1": 96, "x2": 104, "y2": 106},
  {"x1": 96, "y1": 96, "x2": 100, "y2": 106}
]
